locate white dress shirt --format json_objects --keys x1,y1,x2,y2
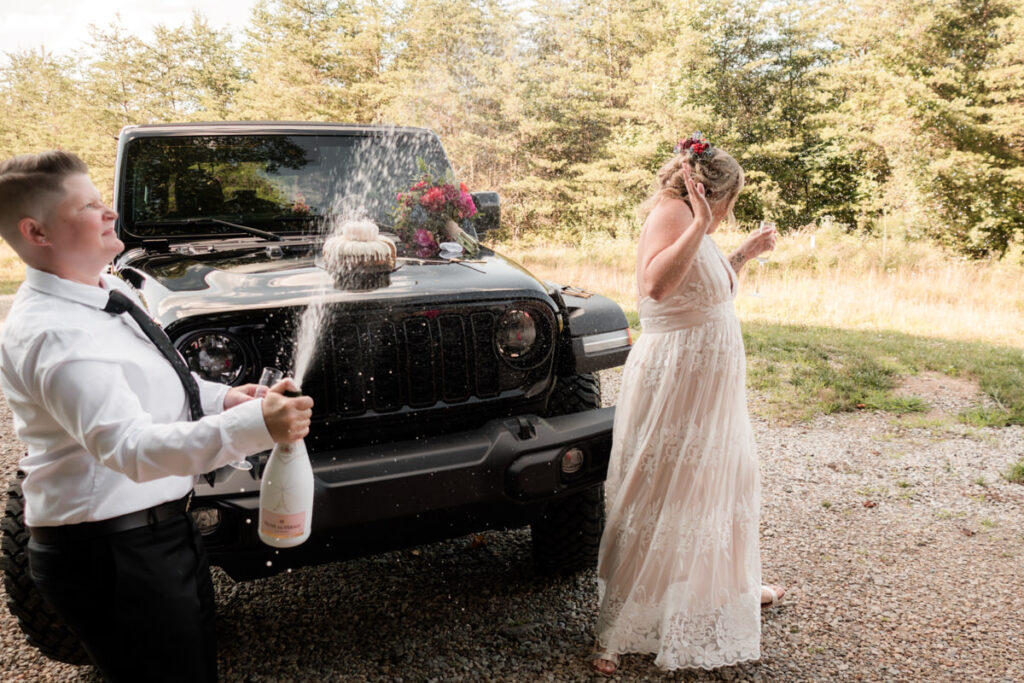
[{"x1": 0, "y1": 266, "x2": 273, "y2": 527}]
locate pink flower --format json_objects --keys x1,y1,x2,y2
[
  {"x1": 458, "y1": 191, "x2": 477, "y2": 219},
  {"x1": 420, "y1": 187, "x2": 446, "y2": 212},
  {"x1": 413, "y1": 228, "x2": 437, "y2": 249},
  {"x1": 413, "y1": 229, "x2": 438, "y2": 258}
]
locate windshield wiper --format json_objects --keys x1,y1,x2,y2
[
  {"x1": 136, "y1": 217, "x2": 284, "y2": 242},
  {"x1": 271, "y1": 215, "x2": 322, "y2": 222},
  {"x1": 273, "y1": 215, "x2": 396, "y2": 232}
]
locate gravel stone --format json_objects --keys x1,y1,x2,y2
[{"x1": 1, "y1": 341, "x2": 1022, "y2": 681}]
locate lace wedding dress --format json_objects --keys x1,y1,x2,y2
[{"x1": 595, "y1": 234, "x2": 761, "y2": 670}]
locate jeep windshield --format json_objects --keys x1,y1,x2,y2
[{"x1": 119, "y1": 132, "x2": 452, "y2": 240}]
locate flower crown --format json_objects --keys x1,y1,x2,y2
[{"x1": 674, "y1": 131, "x2": 712, "y2": 160}]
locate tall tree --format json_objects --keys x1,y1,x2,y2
[
  {"x1": 236, "y1": 0, "x2": 386, "y2": 122},
  {"x1": 148, "y1": 13, "x2": 245, "y2": 120},
  {"x1": 381, "y1": 0, "x2": 522, "y2": 192},
  {"x1": 984, "y1": 7, "x2": 1024, "y2": 156},
  {"x1": 0, "y1": 51, "x2": 81, "y2": 159},
  {"x1": 82, "y1": 21, "x2": 162, "y2": 137},
  {"x1": 0, "y1": 49, "x2": 118, "y2": 194},
  {"x1": 506, "y1": 0, "x2": 672, "y2": 238},
  {"x1": 678, "y1": 0, "x2": 852, "y2": 229},
  {"x1": 823, "y1": 0, "x2": 1024, "y2": 255}
]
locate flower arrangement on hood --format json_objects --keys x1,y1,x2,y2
[{"x1": 392, "y1": 166, "x2": 479, "y2": 258}]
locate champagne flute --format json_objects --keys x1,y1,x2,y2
[
  {"x1": 255, "y1": 366, "x2": 284, "y2": 398},
  {"x1": 750, "y1": 220, "x2": 776, "y2": 298},
  {"x1": 229, "y1": 367, "x2": 283, "y2": 471},
  {"x1": 757, "y1": 220, "x2": 777, "y2": 266}
]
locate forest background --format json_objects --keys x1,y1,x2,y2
[
  {"x1": 1, "y1": 0, "x2": 1023, "y2": 426},
  {"x1": 2, "y1": 0, "x2": 1022, "y2": 255}
]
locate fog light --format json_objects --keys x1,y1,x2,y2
[
  {"x1": 191, "y1": 507, "x2": 221, "y2": 534},
  {"x1": 561, "y1": 447, "x2": 585, "y2": 474}
]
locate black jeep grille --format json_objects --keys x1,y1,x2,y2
[
  {"x1": 324, "y1": 312, "x2": 499, "y2": 414},
  {"x1": 254, "y1": 301, "x2": 554, "y2": 424}
]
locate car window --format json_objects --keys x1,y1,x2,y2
[{"x1": 121, "y1": 132, "x2": 453, "y2": 237}]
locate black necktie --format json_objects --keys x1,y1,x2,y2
[{"x1": 103, "y1": 289, "x2": 204, "y2": 422}]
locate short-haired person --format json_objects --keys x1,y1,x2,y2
[{"x1": 0, "y1": 150, "x2": 313, "y2": 682}]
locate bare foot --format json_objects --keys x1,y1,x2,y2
[
  {"x1": 591, "y1": 651, "x2": 620, "y2": 676},
  {"x1": 761, "y1": 584, "x2": 786, "y2": 606}
]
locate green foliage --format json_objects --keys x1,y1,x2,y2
[
  {"x1": 0, "y1": 51, "x2": 83, "y2": 162},
  {"x1": 380, "y1": 0, "x2": 522, "y2": 192},
  {"x1": 743, "y1": 322, "x2": 1024, "y2": 424},
  {"x1": 0, "y1": 0, "x2": 1021, "y2": 257},
  {"x1": 822, "y1": 0, "x2": 1024, "y2": 255},
  {"x1": 683, "y1": 0, "x2": 855, "y2": 230},
  {"x1": 1005, "y1": 460, "x2": 1024, "y2": 485},
  {"x1": 237, "y1": 0, "x2": 386, "y2": 122}
]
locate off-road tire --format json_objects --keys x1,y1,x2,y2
[
  {"x1": 531, "y1": 485, "x2": 604, "y2": 574},
  {"x1": 544, "y1": 372, "x2": 601, "y2": 417},
  {"x1": 1, "y1": 471, "x2": 89, "y2": 665},
  {"x1": 532, "y1": 372, "x2": 605, "y2": 574}
]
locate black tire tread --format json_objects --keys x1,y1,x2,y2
[
  {"x1": 531, "y1": 486, "x2": 605, "y2": 574},
  {"x1": 533, "y1": 372, "x2": 605, "y2": 574},
  {"x1": 544, "y1": 373, "x2": 601, "y2": 417},
  {"x1": 2, "y1": 471, "x2": 89, "y2": 665}
]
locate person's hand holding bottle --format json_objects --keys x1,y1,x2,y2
[{"x1": 262, "y1": 377, "x2": 313, "y2": 444}]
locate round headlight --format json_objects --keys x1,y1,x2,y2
[
  {"x1": 178, "y1": 332, "x2": 247, "y2": 385},
  {"x1": 496, "y1": 309, "x2": 538, "y2": 360}
]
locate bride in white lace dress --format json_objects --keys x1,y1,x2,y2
[{"x1": 593, "y1": 133, "x2": 782, "y2": 675}]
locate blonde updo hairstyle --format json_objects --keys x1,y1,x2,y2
[{"x1": 639, "y1": 146, "x2": 745, "y2": 222}]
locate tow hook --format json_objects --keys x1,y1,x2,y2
[{"x1": 507, "y1": 416, "x2": 536, "y2": 440}]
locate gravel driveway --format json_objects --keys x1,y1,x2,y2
[{"x1": 1, "y1": 339, "x2": 1022, "y2": 681}]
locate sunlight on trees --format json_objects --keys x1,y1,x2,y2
[{"x1": 1, "y1": 0, "x2": 1021, "y2": 256}]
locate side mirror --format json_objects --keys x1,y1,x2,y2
[{"x1": 471, "y1": 191, "x2": 500, "y2": 235}]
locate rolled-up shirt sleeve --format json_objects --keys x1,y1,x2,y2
[{"x1": 34, "y1": 329, "x2": 273, "y2": 483}]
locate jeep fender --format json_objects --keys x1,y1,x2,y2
[{"x1": 553, "y1": 286, "x2": 631, "y2": 375}]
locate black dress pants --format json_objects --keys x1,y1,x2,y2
[{"x1": 27, "y1": 513, "x2": 218, "y2": 682}]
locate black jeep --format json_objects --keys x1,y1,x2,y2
[{"x1": 2, "y1": 122, "x2": 631, "y2": 663}]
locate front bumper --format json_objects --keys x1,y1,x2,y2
[{"x1": 192, "y1": 408, "x2": 614, "y2": 578}]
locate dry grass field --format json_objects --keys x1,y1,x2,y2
[
  {"x1": 0, "y1": 242, "x2": 23, "y2": 295},
  {"x1": 499, "y1": 222, "x2": 1024, "y2": 350}
]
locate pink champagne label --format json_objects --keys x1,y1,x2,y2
[{"x1": 261, "y1": 509, "x2": 307, "y2": 538}]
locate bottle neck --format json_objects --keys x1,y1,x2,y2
[{"x1": 274, "y1": 441, "x2": 303, "y2": 462}]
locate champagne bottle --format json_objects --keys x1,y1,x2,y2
[{"x1": 258, "y1": 390, "x2": 314, "y2": 548}]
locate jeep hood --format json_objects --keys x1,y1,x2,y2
[{"x1": 117, "y1": 243, "x2": 555, "y2": 323}]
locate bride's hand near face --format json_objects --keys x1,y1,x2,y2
[
  {"x1": 638, "y1": 164, "x2": 713, "y2": 302},
  {"x1": 681, "y1": 164, "x2": 712, "y2": 230}
]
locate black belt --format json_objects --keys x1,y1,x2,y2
[{"x1": 28, "y1": 493, "x2": 193, "y2": 545}]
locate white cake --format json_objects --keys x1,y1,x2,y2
[{"x1": 322, "y1": 220, "x2": 396, "y2": 274}]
